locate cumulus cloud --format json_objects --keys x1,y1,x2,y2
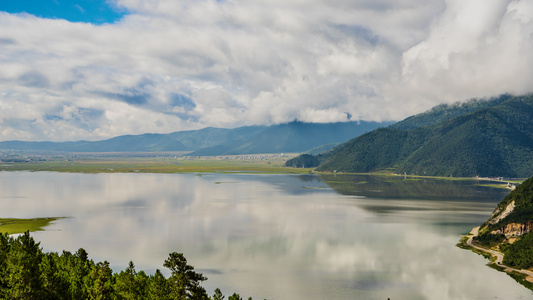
[
  {"x1": 0, "y1": 0, "x2": 532, "y2": 141},
  {"x1": 396, "y1": 0, "x2": 533, "y2": 109}
]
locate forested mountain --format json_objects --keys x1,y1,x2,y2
[
  {"x1": 313, "y1": 94, "x2": 533, "y2": 178},
  {"x1": 0, "y1": 121, "x2": 386, "y2": 155},
  {"x1": 391, "y1": 95, "x2": 511, "y2": 130},
  {"x1": 473, "y1": 175, "x2": 533, "y2": 269}
]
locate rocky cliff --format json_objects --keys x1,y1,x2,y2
[
  {"x1": 490, "y1": 222, "x2": 533, "y2": 238},
  {"x1": 469, "y1": 176, "x2": 533, "y2": 282},
  {"x1": 488, "y1": 200, "x2": 516, "y2": 226},
  {"x1": 474, "y1": 176, "x2": 533, "y2": 249}
]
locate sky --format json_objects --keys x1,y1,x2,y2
[{"x1": 1, "y1": 0, "x2": 533, "y2": 141}]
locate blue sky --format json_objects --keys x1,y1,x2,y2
[
  {"x1": 1, "y1": 0, "x2": 533, "y2": 141},
  {"x1": 0, "y1": 0, "x2": 125, "y2": 24}
]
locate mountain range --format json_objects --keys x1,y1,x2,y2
[
  {"x1": 291, "y1": 94, "x2": 533, "y2": 178},
  {"x1": 0, "y1": 121, "x2": 386, "y2": 155}
]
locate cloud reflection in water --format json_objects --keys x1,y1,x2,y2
[{"x1": 0, "y1": 171, "x2": 529, "y2": 300}]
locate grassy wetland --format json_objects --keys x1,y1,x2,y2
[
  {"x1": 0, "y1": 152, "x2": 314, "y2": 174},
  {"x1": 0, "y1": 217, "x2": 61, "y2": 234}
]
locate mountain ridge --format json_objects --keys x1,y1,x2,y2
[
  {"x1": 189, "y1": 121, "x2": 386, "y2": 155},
  {"x1": 300, "y1": 94, "x2": 533, "y2": 178},
  {"x1": 0, "y1": 121, "x2": 387, "y2": 155}
]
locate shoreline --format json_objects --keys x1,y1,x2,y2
[
  {"x1": 0, "y1": 160, "x2": 526, "y2": 185},
  {"x1": 461, "y1": 226, "x2": 533, "y2": 287},
  {"x1": 0, "y1": 217, "x2": 63, "y2": 235},
  {"x1": 0, "y1": 154, "x2": 528, "y2": 184}
]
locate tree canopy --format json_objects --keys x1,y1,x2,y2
[{"x1": 0, "y1": 232, "x2": 256, "y2": 300}]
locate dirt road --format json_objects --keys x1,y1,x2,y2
[{"x1": 466, "y1": 226, "x2": 533, "y2": 278}]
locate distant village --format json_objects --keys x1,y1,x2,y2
[
  {"x1": 0, "y1": 149, "x2": 298, "y2": 164},
  {"x1": 181, "y1": 153, "x2": 297, "y2": 161}
]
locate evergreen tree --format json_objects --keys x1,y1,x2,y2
[
  {"x1": 115, "y1": 261, "x2": 141, "y2": 299},
  {"x1": 148, "y1": 269, "x2": 172, "y2": 300},
  {"x1": 212, "y1": 288, "x2": 225, "y2": 300},
  {"x1": 0, "y1": 232, "x2": 258, "y2": 300},
  {"x1": 0, "y1": 233, "x2": 12, "y2": 298},
  {"x1": 164, "y1": 252, "x2": 208, "y2": 300},
  {"x1": 85, "y1": 261, "x2": 114, "y2": 300},
  {"x1": 6, "y1": 231, "x2": 44, "y2": 299}
]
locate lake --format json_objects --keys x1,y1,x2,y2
[{"x1": 1, "y1": 171, "x2": 531, "y2": 299}]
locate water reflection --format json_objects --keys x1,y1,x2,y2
[
  {"x1": 320, "y1": 174, "x2": 510, "y2": 201},
  {"x1": 0, "y1": 171, "x2": 530, "y2": 300}
]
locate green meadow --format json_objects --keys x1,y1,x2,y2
[
  {"x1": 0, "y1": 156, "x2": 314, "y2": 174},
  {"x1": 0, "y1": 218, "x2": 61, "y2": 235}
]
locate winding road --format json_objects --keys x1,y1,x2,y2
[{"x1": 467, "y1": 227, "x2": 533, "y2": 279}]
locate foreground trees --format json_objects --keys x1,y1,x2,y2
[{"x1": 0, "y1": 232, "x2": 254, "y2": 300}]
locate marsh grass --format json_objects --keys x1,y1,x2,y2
[
  {"x1": 0, "y1": 157, "x2": 313, "y2": 174},
  {"x1": 0, "y1": 217, "x2": 61, "y2": 234}
]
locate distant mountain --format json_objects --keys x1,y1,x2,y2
[
  {"x1": 189, "y1": 121, "x2": 386, "y2": 155},
  {"x1": 313, "y1": 94, "x2": 533, "y2": 178},
  {"x1": 0, "y1": 121, "x2": 387, "y2": 155},
  {"x1": 0, "y1": 126, "x2": 266, "y2": 153}
]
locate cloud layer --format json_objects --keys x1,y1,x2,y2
[{"x1": 1, "y1": 0, "x2": 533, "y2": 141}]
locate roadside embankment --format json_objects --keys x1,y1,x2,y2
[{"x1": 461, "y1": 226, "x2": 533, "y2": 284}]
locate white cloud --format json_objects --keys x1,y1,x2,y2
[
  {"x1": 0, "y1": 0, "x2": 532, "y2": 141},
  {"x1": 395, "y1": 0, "x2": 533, "y2": 112}
]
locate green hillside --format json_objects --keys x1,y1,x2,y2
[
  {"x1": 482, "y1": 176, "x2": 533, "y2": 231},
  {"x1": 314, "y1": 94, "x2": 533, "y2": 178},
  {"x1": 398, "y1": 110, "x2": 533, "y2": 177},
  {"x1": 391, "y1": 95, "x2": 511, "y2": 130},
  {"x1": 315, "y1": 127, "x2": 424, "y2": 172},
  {"x1": 304, "y1": 143, "x2": 339, "y2": 155},
  {"x1": 473, "y1": 176, "x2": 533, "y2": 270}
]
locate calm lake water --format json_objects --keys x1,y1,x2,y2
[{"x1": 1, "y1": 171, "x2": 531, "y2": 300}]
